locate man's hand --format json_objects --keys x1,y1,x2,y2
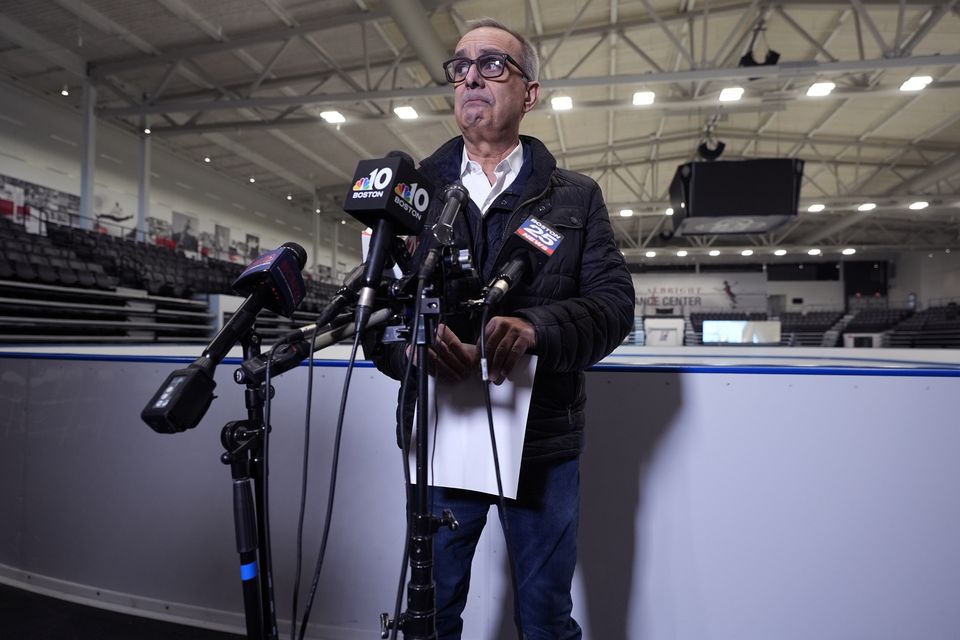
[
  {"x1": 482, "y1": 316, "x2": 536, "y2": 385},
  {"x1": 406, "y1": 323, "x2": 480, "y2": 382}
]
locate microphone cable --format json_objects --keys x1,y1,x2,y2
[
  {"x1": 388, "y1": 275, "x2": 425, "y2": 640},
  {"x1": 289, "y1": 322, "x2": 321, "y2": 640},
  {"x1": 259, "y1": 341, "x2": 281, "y2": 640},
  {"x1": 296, "y1": 320, "x2": 365, "y2": 640},
  {"x1": 478, "y1": 304, "x2": 525, "y2": 640}
]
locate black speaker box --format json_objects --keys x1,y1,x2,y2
[{"x1": 668, "y1": 158, "x2": 804, "y2": 235}]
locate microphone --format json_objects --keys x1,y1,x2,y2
[
  {"x1": 418, "y1": 184, "x2": 469, "y2": 280},
  {"x1": 235, "y1": 308, "x2": 394, "y2": 386},
  {"x1": 484, "y1": 217, "x2": 564, "y2": 306},
  {"x1": 342, "y1": 150, "x2": 432, "y2": 333},
  {"x1": 273, "y1": 261, "x2": 366, "y2": 346},
  {"x1": 141, "y1": 243, "x2": 307, "y2": 433},
  {"x1": 432, "y1": 184, "x2": 469, "y2": 245}
]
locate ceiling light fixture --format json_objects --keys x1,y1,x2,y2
[
  {"x1": 806, "y1": 81, "x2": 835, "y2": 97},
  {"x1": 143, "y1": 127, "x2": 151, "y2": 135},
  {"x1": 808, "y1": 248, "x2": 822, "y2": 256},
  {"x1": 551, "y1": 95, "x2": 573, "y2": 111},
  {"x1": 719, "y1": 87, "x2": 744, "y2": 102},
  {"x1": 899, "y1": 75, "x2": 933, "y2": 92},
  {"x1": 665, "y1": 207, "x2": 674, "y2": 216},
  {"x1": 286, "y1": 194, "x2": 293, "y2": 201},
  {"x1": 393, "y1": 106, "x2": 418, "y2": 120},
  {"x1": 645, "y1": 251, "x2": 657, "y2": 258},
  {"x1": 249, "y1": 177, "x2": 256, "y2": 183},
  {"x1": 60, "y1": 85, "x2": 69, "y2": 97},
  {"x1": 909, "y1": 201, "x2": 929, "y2": 210},
  {"x1": 676, "y1": 250, "x2": 688, "y2": 257},
  {"x1": 857, "y1": 202, "x2": 876, "y2": 212},
  {"x1": 203, "y1": 156, "x2": 211, "y2": 164},
  {"x1": 774, "y1": 249, "x2": 787, "y2": 256},
  {"x1": 709, "y1": 250, "x2": 720, "y2": 257},
  {"x1": 320, "y1": 110, "x2": 346, "y2": 124},
  {"x1": 632, "y1": 91, "x2": 655, "y2": 105},
  {"x1": 842, "y1": 248, "x2": 857, "y2": 256},
  {"x1": 807, "y1": 203, "x2": 825, "y2": 213},
  {"x1": 619, "y1": 209, "x2": 634, "y2": 217},
  {"x1": 741, "y1": 249, "x2": 754, "y2": 256}
]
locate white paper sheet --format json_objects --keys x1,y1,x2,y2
[{"x1": 410, "y1": 355, "x2": 537, "y2": 499}]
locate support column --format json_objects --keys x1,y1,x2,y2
[
  {"x1": 79, "y1": 79, "x2": 97, "y2": 230},
  {"x1": 138, "y1": 129, "x2": 151, "y2": 242},
  {"x1": 312, "y1": 194, "x2": 320, "y2": 278},
  {"x1": 331, "y1": 218, "x2": 339, "y2": 282}
]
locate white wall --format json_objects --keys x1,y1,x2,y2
[
  {"x1": 0, "y1": 81, "x2": 362, "y2": 275},
  {"x1": 890, "y1": 250, "x2": 960, "y2": 307},
  {"x1": 767, "y1": 279, "x2": 845, "y2": 312}
]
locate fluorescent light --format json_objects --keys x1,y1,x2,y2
[
  {"x1": 676, "y1": 250, "x2": 688, "y2": 257},
  {"x1": 807, "y1": 203, "x2": 825, "y2": 213},
  {"x1": 632, "y1": 91, "x2": 655, "y2": 105},
  {"x1": 645, "y1": 251, "x2": 657, "y2": 258},
  {"x1": 320, "y1": 110, "x2": 346, "y2": 124},
  {"x1": 857, "y1": 202, "x2": 876, "y2": 212},
  {"x1": 394, "y1": 106, "x2": 419, "y2": 120},
  {"x1": 900, "y1": 75, "x2": 932, "y2": 92},
  {"x1": 909, "y1": 201, "x2": 929, "y2": 210},
  {"x1": 774, "y1": 249, "x2": 787, "y2": 256},
  {"x1": 740, "y1": 249, "x2": 754, "y2": 257},
  {"x1": 551, "y1": 95, "x2": 573, "y2": 111},
  {"x1": 665, "y1": 207, "x2": 674, "y2": 216},
  {"x1": 708, "y1": 250, "x2": 720, "y2": 257},
  {"x1": 808, "y1": 248, "x2": 822, "y2": 256},
  {"x1": 842, "y1": 248, "x2": 857, "y2": 256},
  {"x1": 719, "y1": 86, "x2": 744, "y2": 102},
  {"x1": 806, "y1": 82, "x2": 835, "y2": 97},
  {"x1": 619, "y1": 209, "x2": 634, "y2": 217}
]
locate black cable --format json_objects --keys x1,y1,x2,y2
[
  {"x1": 388, "y1": 277, "x2": 425, "y2": 640},
  {"x1": 478, "y1": 305, "x2": 525, "y2": 640},
  {"x1": 289, "y1": 323, "x2": 321, "y2": 640},
  {"x1": 261, "y1": 341, "x2": 279, "y2": 639},
  {"x1": 296, "y1": 325, "x2": 365, "y2": 640}
]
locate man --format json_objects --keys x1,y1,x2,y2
[{"x1": 369, "y1": 18, "x2": 635, "y2": 640}]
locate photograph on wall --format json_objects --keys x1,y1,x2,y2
[
  {"x1": 0, "y1": 173, "x2": 80, "y2": 231},
  {"x1": 214, "y1": 224, "x2": 231, "y2": 260},
  {"x1": 172, "y1": 210, "x2": 200, "y2": 253},
  {"x1": 246, "y1": 233, "x2": 260, "y2": 261}
]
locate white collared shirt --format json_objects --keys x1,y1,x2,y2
[{"x1": 459, "y1": 141, "x2": 524, "y2": 215}]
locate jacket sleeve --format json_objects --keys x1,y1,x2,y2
[{"x1": 514, "y1": 180, "x2": 635, "y2": 372}]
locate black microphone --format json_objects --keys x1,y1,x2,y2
[
  {"x1": 141, "y1": 242, "x2": 307, "y2": 433},
  {"x1": 274, "y1": 262, "x2": 366, "y2": 346},
  {"x1": 418, "y1": 184, "x2": 469, "y2": 280},
  {"x1": 432, "y1": 183, "x2": 469, "y2": 245},
  {"x1": 342, "y1": 150, "x2": 432, "y2": 333},
  {"x1": 484, "y1": 217, "x2": 564, "y2": 306}
]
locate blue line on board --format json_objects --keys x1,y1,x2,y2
[{"x1": 2, "y1": 351, "x2": 959, "y2": 377}]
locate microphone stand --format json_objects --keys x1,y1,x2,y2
[
  {"x1": 220, "y1": 328, "x2": 279, "y2": 640},
  {"x1": 382, "y1": 252, "x2": 460, "y2": 640}
]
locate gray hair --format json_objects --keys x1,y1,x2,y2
[{"x1": 464, "y1": 17, "x2": 539, "y2": 82}]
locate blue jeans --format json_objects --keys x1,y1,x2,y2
[{"x1": 428, "y1": 457, "x2": 583, "y2": 640}]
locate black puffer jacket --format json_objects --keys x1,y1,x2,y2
[{"x1": 370, "y1": 135, "x2": 635, "y2": 461}]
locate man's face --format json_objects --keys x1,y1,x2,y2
[{"x1": 452, "y1": 27, "x2": 539, "y2": 139}]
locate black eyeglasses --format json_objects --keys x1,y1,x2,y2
[{"x1": 442, "y1": 53, "x2": 530, "y2": 84}]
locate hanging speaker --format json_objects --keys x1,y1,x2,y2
[{"x1": 669, "y1": 158, "x2": 804, "y2": 235}]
